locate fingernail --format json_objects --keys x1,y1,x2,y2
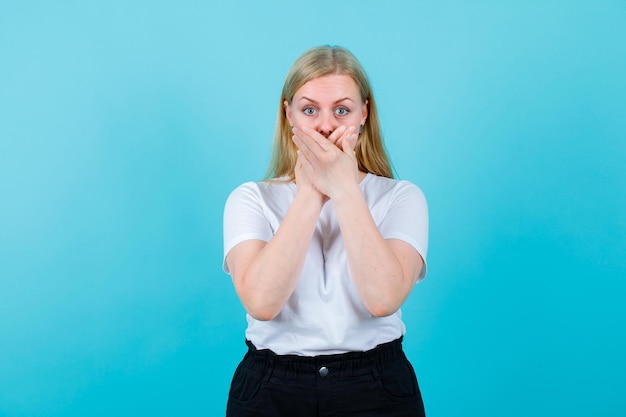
[
  {"x1": 348, "y1": 126, "x2": 355, "y2": 133},
  {"x1": 338, "y1": 126, "x2": 346, "y2": 133}
]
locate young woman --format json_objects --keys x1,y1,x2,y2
[{"x1": 223, "y1": 45, "x2": 429, "y2": 416}]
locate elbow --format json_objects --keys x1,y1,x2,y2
[
  {"x1": 234, "y1": 278, "x2": 284, "y2": 321},
  {"x1": 246, "y1": 304, "x2": 281, "y2": 321},
  {"x1": 238, "y1": 288, "x2": 282, "y2": 321},
  {"x1": 368, "y1": 305, "x2": 400, "y2": 318},
  {"x1": 366, "y1": 299, "x2": 401, "y2": 318},
  {"x1": 363, "y1": 283, "x2": 409, "y2": 317}
]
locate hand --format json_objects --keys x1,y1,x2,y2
[
  {"x1": 292, "y1": 125, "x2": 360, "y2": 199},
  {"x1": 294, "y1": 147, "x2": 328, "y2": 205}
]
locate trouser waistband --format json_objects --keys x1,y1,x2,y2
[{"x1": 243, "y1": 337, "x2": 406, "y2": 380}]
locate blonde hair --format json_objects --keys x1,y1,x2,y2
[{"x1": 265, "y1": 45, "x2": 393, "y2": 180}]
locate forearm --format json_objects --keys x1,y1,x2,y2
[
  {"x1": 235, "y1": 188, "x2": 322, "y2": 320},
  {"x1": 332, "y1": 185, "x2": 412, "y2": 317}
]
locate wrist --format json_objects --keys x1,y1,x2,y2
[
  {"x1": 296, "y1": 185, "x2": 327, "y2": 208},
  {"x1": 328, "y1": 181, "x2": 361, "y2": 204}
]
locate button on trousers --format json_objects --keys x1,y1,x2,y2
[{"x1": 226, "y1": 337, "x2": 426, "y2": 417}]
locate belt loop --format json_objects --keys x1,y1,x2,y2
[
  {"x1": 369, "y1": 352, "x2": 381, "y2": 380},
  {"x1": 263, "y1": 351, "x2": 275, "y2": 383}
]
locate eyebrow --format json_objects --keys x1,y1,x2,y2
[{"x1": 298, "y1": 96, "x2": 355, "y2": 104}]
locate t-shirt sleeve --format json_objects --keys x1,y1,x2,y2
[
  {"x1": 378, "y1": 181, "x2": 429, "y2": 280},
  {"x1": 222, "y1": 182, "x2": 273, "y2": 274}
]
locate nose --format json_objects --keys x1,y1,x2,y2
[{"x1": 317, "y1": 111, "x2": 335, "y2": 138}]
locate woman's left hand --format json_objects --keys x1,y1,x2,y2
[{"x1": 292, "y1": 126, "x2": 360, "y2": 199}]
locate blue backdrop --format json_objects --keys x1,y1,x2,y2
[{"x1": 1, "y1": 1, "x2": 625, "y2": 416}]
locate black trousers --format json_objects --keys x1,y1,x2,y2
[{"x1": 226, "y1": 337, "x2": 426, "y2": 417}]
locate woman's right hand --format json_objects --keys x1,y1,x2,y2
[
  {"x1": 295, "y1": 147, "x2": 329, "y2": 206},
  {"x1": 292, "y1": 125, "x2": 359, "y2": 201},
  {"x1": 293, "y1": 125, "x2": 352, "y2": 203}
]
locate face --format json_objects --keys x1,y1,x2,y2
[{"x1": 285, "y1": 74, "x2": 368, "y2": 140}]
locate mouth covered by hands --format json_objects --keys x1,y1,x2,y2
[{"x1": 292, "y1": 125, "x2": 360, "y2": 199}]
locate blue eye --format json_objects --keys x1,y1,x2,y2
[
  {"x1": 303, "y1": 107, "x2": 317, "y2": 115},
  {"x1": 335, "y1": 107, "x2": 349, "y2": 116}
]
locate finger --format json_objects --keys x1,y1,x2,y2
[
  {"x1": 327, "y1": 126, "x2": 347, "y2": 145},
  {"x1": 342, "y1": 131, "x2": 359, "y2": 155},
  {"x1": 301, "y1": 126, "x2": 334, "y2": 151},
  {"x1": 292, "y1": 132, "x2": 320, "y2": 165},
  {"x1": 296, "y1": 150, "x2": 316, "y2": 179},
  {"x1": 292, "y1": 127, "x2": 320, "y2": 153},
  {"x1": 292, "y1": 128, "x2": 313, "y2": 152},
  {"x1": 335, "y1": 126, "x2": 358, "y2": 150}
]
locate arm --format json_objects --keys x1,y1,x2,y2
[
  {"x1": 226, "y1": 185, "x2": 323, "y2": 321},
  {"x1": 332, "y1": 184, "x2": 424, "y2": 317},
  {"x1": 293, "y1": 126, "x2": 424, "y2": 317},
  {"x1": 226, "y1": 128, "x2": 349, "y2": 321}
]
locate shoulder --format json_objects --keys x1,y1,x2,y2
[
  {"x1": 225, "y1": 178, "x2": 295, "y2": 206},
  {"x1": 224, "y1": 181, "x2": 261, "y2": 206},
  {"x1": 363, "y1": 174, "x2": 426, "y2": 202}
]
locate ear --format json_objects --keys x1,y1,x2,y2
[
  {"x1": 284, "y1": 100, "x2": 293, "y2": 125},
  {"x1": 361, "y1": 99, "x2": 368, "y2": 126}
]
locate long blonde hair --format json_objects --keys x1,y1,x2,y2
[{"x1": 265, "y1": 45, "x2": 393, "y2": 180}]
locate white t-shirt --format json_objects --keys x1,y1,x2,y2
[{"x1": 223, "y1": 173, "x2": 428, "y2": 356}]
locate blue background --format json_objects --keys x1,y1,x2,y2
[{"x1": 1, "y1": 1, "x2": 625, "y2": 415}]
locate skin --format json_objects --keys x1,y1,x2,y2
[{"x1": 226, "y1": 74, "x2": 424, "y2": 320}]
